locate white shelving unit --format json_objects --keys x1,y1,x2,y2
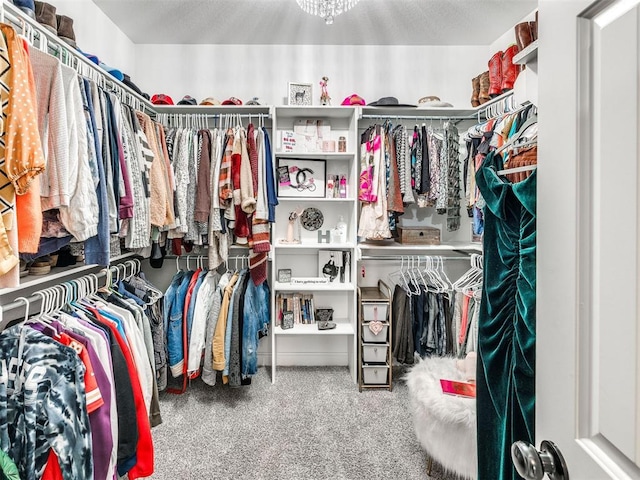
[
  {"x1": 513, "y1": 40, "x2": 539, "y2": 65},
  {"x1": 270, "y1": 106, "x2": 359, "y2": 383}
]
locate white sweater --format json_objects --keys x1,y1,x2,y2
[{"x1": 57, "y1": 64, "x2": 99, "y2": 241}]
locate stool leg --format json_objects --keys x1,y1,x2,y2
[{"x1": 426, "y1": 455, "x2": 433, "y2": 476}]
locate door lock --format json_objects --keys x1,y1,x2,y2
[{"x1": 511, "y1": 440, "x2": 569, "y2": 480}]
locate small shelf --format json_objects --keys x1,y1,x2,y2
[
  {"x1": 152, "y1": 105, "x2": 272, "y2": 116},
  {"x1": 274, "y1": 322, "x2": 354, "y2": 335},
  {"x1": 275, "y1": 151, "x2": 355, "y2": 159},
  {"x1": 513, "y1": 40, "x2": 539, "y2": 65},
  {"x1": 275, "y1": 106, "x2": 357, "y2": 119},
  {"x1": 361, "y1": 105, "x2": 477, "y2": 119},
  {"x1": 274, "y1": 282, "x2": 355, "y2": 292},
  {"x1": 276, "y1": 197, "x2": 355, "y2": 202},
  {"x1": 358, "y1": 242, "x2": 482, "y2": 253},
  {"x1": 275, "y1": 242, "x2": 356, "y2": 250},
  {"x1": 0, "y1": 252, "x2": 139, "y2": 295}
]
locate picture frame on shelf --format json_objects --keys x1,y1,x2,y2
[
  {"x1": 318, "y1": 250, "x2": 346, "y2": 283},
  {"x1": 315, "y1": 308, "x2": 334, "y2": 323},
  {"x1": 288, "y1": 82, "x2": 313, "y2": 106},
  {"x1": 277, "y1": 268, "x2": 292, "y2": 283},
  {"x1": 282, "y1": 311, "x2": 295, "y2": 329},
  {"x1": 276, "y1": 158, "x2": 326, "y2": 198}
]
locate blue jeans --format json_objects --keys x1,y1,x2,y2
[{"x1": 242, "y1": 280, "x2": 270, "y2": 376}]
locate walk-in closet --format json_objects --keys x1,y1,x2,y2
[{"x1": 1, "y1": 0, "x2": 639, "y2": 479}]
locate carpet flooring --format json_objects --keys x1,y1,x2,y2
[{"x1": 151, "y1": 366, "x2": 459, "y2": 480}]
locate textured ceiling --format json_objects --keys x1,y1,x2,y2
[{"x1": 92, "y1": 0, "x2": 538, "y2": 45}]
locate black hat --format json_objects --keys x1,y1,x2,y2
[
  {"x1": 178, "y1": 95, "x2": 198, "y2": 106},
  {"x1": 367, "y1": 96, "x2": 416, "y2": 107}
]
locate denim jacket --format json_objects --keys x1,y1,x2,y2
[{"x1": 242, "y1": 279, "x2": 270, "y2": 376}]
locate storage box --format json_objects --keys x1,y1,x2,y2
[
  {"x1": 362, "y1": 365, "x2": 389, "y2": 384},
  {"x1": 362, "y1": 303, "x2": 388, "y2": 322},
  {"x1": 396, "y1": 226, "x2": 441, "y2": 245},
  {"x1": 362, "y1": 344, "x2": 389, "y2": 363},
  {"x1": 362, "y1": 323, "x2": 388, "y2": 343}
]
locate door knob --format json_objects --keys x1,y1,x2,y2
[{"x1": 511, "y1": 440, "x2": 570, "y2": 480}]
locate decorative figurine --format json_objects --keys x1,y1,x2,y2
[
  {"x1": 320, "y1": 76, "x2": 331, "y2": 105},
  {"x1": 281, "y1": 207, "x2": 304, "y2": 244}
]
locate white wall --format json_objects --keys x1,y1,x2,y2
[
  {"x1": 133, "y1": 44, "x2": 488, "y2": 108},
  {"x1": 53, "y1": 0, "x2": 136, "y2": 75},
  {"x1": 489, "y1": 10, "x2": 536, "y2": 55}
]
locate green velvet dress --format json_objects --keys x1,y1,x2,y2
[{"x1": 475, "y1": 150, "x2": 536, "y2": 480}]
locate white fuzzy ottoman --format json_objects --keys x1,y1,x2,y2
[{"x1": 405, "y1": 357, "x2": 477, "y2": 479}]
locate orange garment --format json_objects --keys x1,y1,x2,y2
[
  {"x1": 16, "y1": 175, "x2": 42, "y2": 253},
  {"x1": 3, "y1": 31, "x2": 45, "y2": 253},
  {"x1": 1, "y1": 27, "x2": 45, "y2": 195}
]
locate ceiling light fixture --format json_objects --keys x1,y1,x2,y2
[{"x1": 296, "y1": 0, "x2": 360, "y2": 25}]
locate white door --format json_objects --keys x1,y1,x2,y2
[{"x1": 535, "y1": 0, "x2": 640, "y2": 478}]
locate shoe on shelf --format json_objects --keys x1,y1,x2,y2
[
  {"x1": 488, "y1": 51, "x2": 503, "y2": 98},
  {"x1": 35, "y1": 1, "x2": 57, "y2": 35},
  {"x1": 514, "y1": 21, "x2": 534, "y2": 52},
  {"x1": 470, "y1": 74, "x2": 480, "y2": 107},
  {"x1": 478, "y1": 71, "x2": 491, "y2": 105},
  {"x1": 501, "y1": 44, "x2": 520, "y2": 93},
  {"x1": 55, "y1": 248, "x2": 77, "y2": 267},
  {"x1": 28, "y1": 256, "x2": 53, "y2": 276},
  {"x1": 56, "y1": 14, "x2": 77, "y2": 48},
  {"x1": 19, "y1": 259, "x2": 28, "y2": 278},
  {"x1": 12, "y1": 0, "x2": 36, "y2": 19},
  {"x1": 317, "y1": 321, "x2": 337, "y2": 331}
]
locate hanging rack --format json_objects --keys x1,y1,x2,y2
[
  {"x1": 360, "y1": 114, "x2": 473, "y2": 121},
  {"x1": 476, "y1": 90, "x2": 516, "y2": 122},
  {"x1": 158, "y1": 112, "x2": 270, "y2": 128},
  {"x1": 2, "y1": 1, "x2": 155, "y2": 115},
  {"x1": 0, "y1": 266, "x2": 117, "y2": 327},
  {"x1": 359, "y1": 255, "x2": 472, "y2": 261}
]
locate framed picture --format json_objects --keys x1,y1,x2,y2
[
  {"x1": 277, "y1": 158, "x2": 326, "y2": 198},
  {"x1": 288, "y1": 82, "x2": 313, "y2": 106},
  {"x1": 318, "y1": 250, "x2": 346, "y2": 283},
  {"x1": 282, "y1": 311, "x2": 295, "y2": 330},
  {"x1": 277, "y1": 268, "x2": 292, "y2": 283}
]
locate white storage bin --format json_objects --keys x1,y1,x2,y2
[
  {"x1": 362, "y1": 343, "x2": 388, "y2": 363},
  {"x1": 362, "y1": 303, "x2": 388, "y2": 322},
  {"x1": 362, "y1": 323, "x2": 389, "y2": 343},
  {"x1": 362, "y1": 365, "x2": 389, "y2": 384}
]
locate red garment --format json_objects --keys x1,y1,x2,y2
[
  {"x1": 90, "y1": 308, "x2": 154, "y2": 479},
  {"x1": 41, "y1": 449, "x2": 63, "y2": 480},
  {"x1": 231, "y1": 135, "x2": 251, "y2": 239},
  {"x1": 246, "y1": 124, "x2": 268, "y2": 285}
]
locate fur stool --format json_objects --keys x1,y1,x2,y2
[{"x1": 405, "y1": 357, "x2": 477, "y2": 479}]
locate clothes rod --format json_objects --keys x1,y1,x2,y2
[
  {"x1": 160, "y1": 113, "x2": 272, "y2": 119},
  {"x1": 359, "y1": 255, "x2": 472, "y2": 261},
  {"x1": 360, "y1": 114, "x2": 474, "y2": 121}
]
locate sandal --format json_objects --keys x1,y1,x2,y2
[{"x1": 28, "y1": 256, "x2": 52, "y2": 275}]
